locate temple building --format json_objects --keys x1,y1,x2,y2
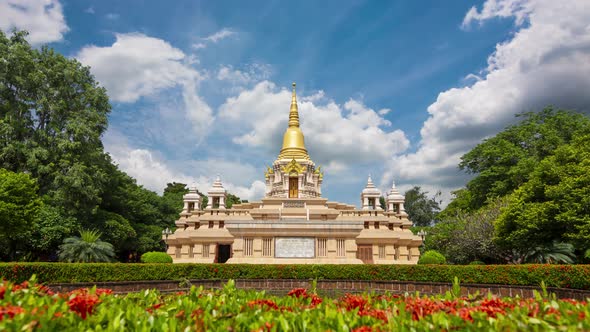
[{"x1": 165, "y1": 83, "x2": 422, "y2": 264}]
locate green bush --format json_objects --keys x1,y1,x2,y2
[
  {"x1": 469, "y1": 260, "x2": 485, "y2": 265},
  {"x1": 140, "y1": 252, "x2": 173, "y2": 263},
  {"x1": 418, "y1": 250, "x2": 447, "y2": 265},
  {"x1": 1, "y1": 263, "x2": 589, "y2": 289}
]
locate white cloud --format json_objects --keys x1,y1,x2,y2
[
  {"x1": 76, "y1": 33, "x2": 213, "y2": 138},
  {"x1": 387, "y1": 0, "x2": 590, "y2": 198},
  {"x1": 203, "y1": 28, "x2": 235, "y2": 43},
  {"x1": 218, "y1": 81, "x2": 409, "y2": 170},
  {"x1": 462, "y1": 0, "x2": 531, "y2": 28},
  {"x1": 192, "y1": 42, "x2": 206, "y2": 50},
  {"x1": 216, "y1": 64, "x2": 271, "y2": 86},
  {"x1": 85, "y1": 7, "x2": 95, "y2": 14},
  {"x1": 0, "y1": 0, "x2": 68, "y2": 45},
  {"x1": 104, "y1": 131, "x2": 266, "y2": 201}
]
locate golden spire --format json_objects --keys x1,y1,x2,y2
[
  {"x1": 288, "y1": 82, "x2": 300, "y2": 127},
  {"x1": 277, "y1": 82, "x2": 310, "y2": 160}
]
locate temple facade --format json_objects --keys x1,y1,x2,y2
[{"x1": 165, "y1": 83, "x2": 422, "y2": 264}]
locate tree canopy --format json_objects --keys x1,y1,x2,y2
[
  {"x1": 432, "y1": 108, "x2": 590, "y2": 263},
  {"x1": 404, "y1": 186, "x2": 441, "y2": 227},
  {"x1": 0, "y1": 30, "x2": 185, "y2": 261}
]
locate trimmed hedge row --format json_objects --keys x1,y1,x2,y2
[{"x1": 1, "y1": 263, "x2": 589, "y2": 289}]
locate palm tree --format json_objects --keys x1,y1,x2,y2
[
  {"x1": 524, "y1": 241, "x2": 575, "y2": 264},
  {"x1": 58, "y1": 230, "x2": 116, "y2": 263}
]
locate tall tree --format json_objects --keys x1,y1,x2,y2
[
  {"x1": 425, "y1": 197, "x2": 507, "y2": 264},
  {"x1": 404, "y1": 186, "x2": 441, "y2": 227},
  {"x1": 0, "y1": 168, "x2": 43, "y2": 260},
  {"x1": 0, "y1": 30, "x2": 111, "y2": 220},
  {"x1": 495, "y1": 134, "x2": 590, "y2": 253},
  {"x1": 458, "y1": 108, "x2": 590, "y2": 210}
]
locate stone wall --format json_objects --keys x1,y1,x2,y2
[{"x1": 48, "y1": 279, "x2": 590, "y2": 300}]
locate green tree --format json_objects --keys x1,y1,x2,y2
[
  {"x1": 458, "y1": 108, "x2": 590, "y2": 210},
  {"x1": 226, "y1": 193, "x2": 242, "y2": 209},
  {"x1": 495, "y1": 134, "x2": 590, "y2": 253},
  {"x1": 0, "y1": 30, "x2": 111, "y2": 220},
  {"x1": 404, "y1": 186, "x2": 441, "y2": 226},
  {"x1": 58, "y1": 230, "x2": 115, "y2": 263},
  {"x1": 0, "y1": 168, "x2": 43, "y2": 260},
  {"x1": 27, "y1": 204, "x2": 79, "y2": 260},
  {"x1": 425, "y1": 197, "x2": 507, "y2": 264}
]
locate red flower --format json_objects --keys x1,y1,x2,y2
[
  {"x1": 0, "y1": 305, "x2": 25, "y2": 321},
  {"x1": 351, "y1": 327, "x2": 375, "y2": 332},
  {"x1": 247, "y1": 299, "x2": 279, "y2": 310},
  {"x1": 146, "y1": 303, "x2": 164, "y2": 314},
  {"x1": 67, "y1": 293, "x2": 101, "y2": 319},
  {"x1": 310, "y1": 294, "x2": 323, "y2": 307},
  {"x1": 95, "y1": 288, "x2": 113, "y2": 296},
  {"x1": 287, "y1": 288, "x2": 308, "y2": 298},
  {"x1": 342, "y1": 294, "x2": 369, "y2": 312},
  {"x1": 0, "y1": 285, "x2": 5, "y2": 300}
]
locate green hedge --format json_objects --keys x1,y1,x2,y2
[{"x1": 1, "y1": 263, "x2": 589, "y2": 289}]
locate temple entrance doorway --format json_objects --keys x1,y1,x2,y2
[
  {"x1": 289, "y1": 177, "x2": 299, "y2": 198},
  {"x1": 216, "y1": 244, "x2": 231, "y2": 263},
  {"x1": 356, "y1": 245, "x2": 373, "y2": 264}
]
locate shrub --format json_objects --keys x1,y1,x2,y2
[
  {"x1": 418, "y1": 250, "x2": 446, "y2": 265},
  {"x1": 140, "y1": 252, "x2": 173, "y2": 263},
  {"x1": 1, "y1": 263, "x2": 590, "y2": 289},
  {"x1": 469, "y1": 260, "x2": 485, "y2": 265}
]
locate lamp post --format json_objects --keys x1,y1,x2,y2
[
  {"x1": 417, "y1": 230, "x2": 427, "y2": 252},
  {"x1": 417, "y1": 229, "x2": 427, "y2": 241},
  {"x1": 162, "y1": 227, "x2": 172, "y2": 251}
]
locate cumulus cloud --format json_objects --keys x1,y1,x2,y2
[
  {"x1": 218, "y1": 81, "x2": 409, "y2": 171},
  {"x1": 386, "y1": 0, "x2": 590, "y2": 196},
  {"x1": 0, "y1": 0, "x2": 68, "y2": 45},
  {"x1": 76, "y1": 33, "x2": 213, "y2": 138},
  {"x1": 216, "y1": 64, "x2": 272, "y2": 87},
  {"x1": 104, "y1": 131, "x2": 266, "y2": 201}
]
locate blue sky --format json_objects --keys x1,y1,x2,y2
[{"x1": 2, "y1": 0, "x2": 590, "y2": 206}]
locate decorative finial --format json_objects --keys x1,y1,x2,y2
[
  {"x1": 391, "y1": 179, "x2": 396, "y2": 188},
  {"x1": 288, "y1": 81, "x2": 300, "y2": 128}
]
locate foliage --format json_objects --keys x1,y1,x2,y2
[
  {"x1": 0, "y1": 30, "x2": 189, "y2": 261},
  {"x1": 27, "y1": 204, "x2": 78, "y2": 260},
  {"x1": 495, "y1": 134, "x2": 590, "y2": 252},
  {"x1": 226, "y1": 193, "x2": 241, "y2": 209},
  {"x1": 425, "y1": 197, "x2": 507, "y2": 264},
  {"x1": 0, "y1": 30, "x2": 111, "y2": 219},
  {"x1": 2, "y1": 263, "x2": 590, "y2": 289},
  {"x1": 404, "y1": 186, "x2": 441, "y2": 226},
  {"x1": 469, "y1": 261, "x2": 485, "y2": 265},
  {"x1": 457, "y1": 108, "x2": 590, "y2": 211},
  {"x1": 0, "y1": 168, "x2": 43, "y2": 261},
  {"x1": 379, "y1": 196, "x2": 386, "y2": 210},
  {"x1": 523, "y1": 242, "x2": 576, "y2": 264},
  {"x1": 502, "y1": 242, "x2": 577, "y2": 265},
  {"x1": 140, "y1": 252, "x2": 173, "y2": 263},
  {"x1": 57, "y1": 230, "x2": 116, "y2": 263},
  {"x1": 2, "y1": 278, "x2": 590, "y2": 331},
  {"x1": 418, "y1": 250, "x2": 446, "y2": 265}
]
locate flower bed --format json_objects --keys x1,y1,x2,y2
[
  {"x1": 1, "y1": 278, "x2": 589, "y2": 331},
  {"x1": 2, "y1": 263, "x2": 590, "y2": 289}
]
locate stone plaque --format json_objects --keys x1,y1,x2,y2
[
  {"x1": 283, "y1": 200, "x2": 305, "y2": 208},
  {"x1": 275, "y1": 237, "x2": 315, "y2": 258}
]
